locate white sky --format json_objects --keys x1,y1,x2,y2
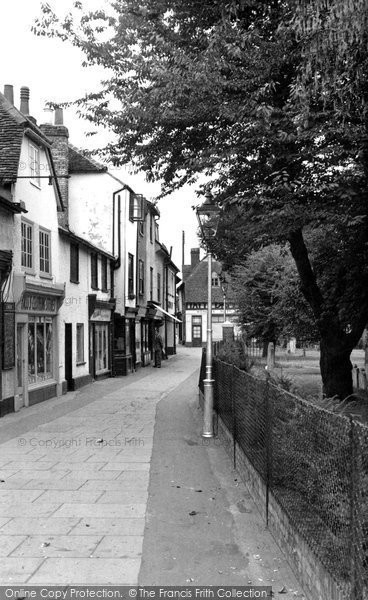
[{"x1": 0, "y1": 0, "x2": 202, "y2": 270}]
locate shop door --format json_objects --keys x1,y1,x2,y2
[
  {"x1": 65, "y1": 323, "x2": 73, "y2": 390},
  {"x1": 16, "y1": 324, "x2": 26, "y2": 408},
  {"x1": 191, "y1": 316, "x2": 202, "y2": 347}
]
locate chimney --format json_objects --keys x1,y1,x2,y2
[
  {"x1": 54, "y1": 107, "x2": 64, "y2": 125},
  {"x1": 4, "y1": 85, "x2": 14, "y2": 104},
  {"x1": 20, "y1": 86, "x2": 30, "y2": 115},
  {"x1": 42, "y1": 106, "x2": 53, "y2": 125},
  {"x1": 191, "y1": 248, "x2": 200, "y2": 267},
  {"x1": 40, "y1": 107, "x2": 70, "y2": 227}
]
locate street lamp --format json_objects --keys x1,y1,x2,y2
[
  {"x1": 220, "y1": 275, "x2": 228, "y2": 322},
  {"x1": 196, "y1": 191, "x2": 221, "y2": 438}
]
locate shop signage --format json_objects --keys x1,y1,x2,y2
[
  {"x1": 90, "y1": 308, "x2": 111, "y2": 322},
  {"x1": 21, "y1": 294, "x2": 57, "y2": 313}
]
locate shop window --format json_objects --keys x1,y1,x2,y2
[
  {"x1": 21, "y1": 221, "x2": 33, "y2": 270},
  {"x1": 95, "y1": 323, "x2": 109, "y2": 374},
  {"x1": 157, "y1": 272, "x2": 161, "y2": 302},
  {"x1": 39, "y1": 229, "x2": 51, "y2": 274},
  {"x1": 128, "y1": 253, "x2": 134, "y2": 296},
  {"x1": 138, "y1": 259, "x2": 144, "y2": 295},
  {"x1": 29, "y1": 142, "x2": 40, "y2": 187},
  {"x1": 91, "y1": 253, "x2": 98, "y2": 290},
  {"x1": 101, "y1": 256, "x2": 108, "y2": 292},
  {"x1": 76, "y1": 323, "x2": 84, "y2": 364},
  {"x1": 28, "y1": 316, "x2": 53, "y2": 384},
  {"x1": 70, "y1": 243, "x2": 79, "y2": 283}
]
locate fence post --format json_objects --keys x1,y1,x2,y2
[
  {"x1": 232, "y1": 363, "x2": 236, "y2": 469},
  {"x1": 349, "y1": 417, "x2": 361, "y2": 599},
  {"x1": 265, "y1": 369, "x2": 272, "y2": 528}
]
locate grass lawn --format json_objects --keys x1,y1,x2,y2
[{"x1": 251, "y1": 348, "x2": 368, "y2": 422}]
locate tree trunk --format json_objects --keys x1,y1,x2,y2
[{"x1": 319, "y1": 338, "x2": 353, "y2": 399}]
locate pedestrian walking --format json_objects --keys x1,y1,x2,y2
[{"x1": 154, "y1": 326, "x2": 164, "y2": 367}]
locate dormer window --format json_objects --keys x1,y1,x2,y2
[
  {"x1": 212, "y1": 272, "x2": 220, "y2": 287},
  {"x1": 29, "y1": 142, "x2": 40, "y2": 187}
]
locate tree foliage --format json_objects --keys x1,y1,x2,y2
[
  {"x1": 33, "y1": 0, "x2": 368, "y2": 397},
  {"x1": 232, "y1": 245, "x2": 318, "y2": 344}
]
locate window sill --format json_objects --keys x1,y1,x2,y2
[
  {"x1": 40, "y1": 273, "x2": 53, "y2": 280},
  {"x1": 22, "y1": 268, "x2": 36, "y2": 276},
  {"x1": 28, "y1": 378, "x2": 56, "y2": 389},
  {"x1": 76, "y1": 361, "x2": 86, "y2": 366},
  {"x1": 91, "y1": 286, "x2": 99, "y2": 291},
  {"x1": 70, "y1": 279, "x2": 80, "y2": 284},
  {"x1": 101, "y1": 288, "x2": 108, "y2": 293}
]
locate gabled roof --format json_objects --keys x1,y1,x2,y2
[
  {"x1": 68, "y1": 144, "x2": 108, "y2": 173},
  {"x1": 0, "y1": 91, "x2": 51, "y2": 184},
  {"x1": 183, "y1": 256, "x2": 237, "y2": 303}
]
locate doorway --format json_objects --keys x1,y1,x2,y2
[
  {"x1": 65, "y1": 323, "x2": 73, "y2": 391},
  {"x1": 191, "y1": 315, "x2": 202, "y2": 347}
]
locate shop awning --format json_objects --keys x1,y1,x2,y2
[{"x1": 154, "y1": 305, "x2": 182, "y2": 323}]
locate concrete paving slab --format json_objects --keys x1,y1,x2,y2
[
  {"x1": 0, "y1": 469, "x2": 22, "y2": 478},
  {"x1": 0, "y1": 517, "x2": 80, "y2": 535},
  {"x1": 10, "y1": 535, "x2": 103, "y2": 558},
  {"x1": 96, "y1": 491, "x2": 148, "y2": 504},
  {"x1": 51, "y1": 462, "x2": 107, "y2": 471},
  {"x1": 71, "y1": 517, "x2": 145, "y2": 536},
  {"x1": 115, "y1": 472, "x2": 150, "y2": 485},
  {"x1": 100, "y1": 462, "x2": 150, "y2": 471},
  {"x1": 22, "y1": 479, "x2": 84, "y2": 490},
  {"x1": 60, "y1": 470, "x2": 122, "y2": 481},
  {"x1": 93, "y1": 535, "x2": 143, "y2": 558},
  {"x1": 53, "y1": 503, "x2": 146, "y2": 519},
  {"x1": 79, "y1": 480, "x2": 147, "y2": 491},
  {"x1": 0, "y1": 503, "x2": 62, "y2": 518},
  {"x1": 27, "y1": 557, "x2": 141, "y2": 584},
  {"x1": 0, "y1": 558, "x2": 45, "y2": 584},
  {"x1": 4, "y1": 461, "x2": 58, "y2": 471},
  {"x1": 0, "y1": 535, "x2": 28, "y2": 556},
  {"x1": 12, "y1": 470, "x2": 70, "y2": 480},
  {"x1": 0, "y1": 478, "x2": 32, "y2": 489},
  {"x1": 32, "y1": 491, "x2": 104, "y2": 504},
  {"x1": 0, "y1": 490, "x2": 44, "y2": 503}
]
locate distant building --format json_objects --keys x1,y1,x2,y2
[{"x1": 181, "y1": 248, "x2": 239, "y2": 346}]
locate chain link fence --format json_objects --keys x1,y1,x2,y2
[{"x1": 200, "y1": 352, "x2": 368, "y2": 599}]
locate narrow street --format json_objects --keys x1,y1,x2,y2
[{"x1": 0, "y1": 348, "x2": 304, "y2": 597}]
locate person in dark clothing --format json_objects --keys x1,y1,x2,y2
[{"x1": 154, "y1": 327, "x2": 164, "y2": 367}]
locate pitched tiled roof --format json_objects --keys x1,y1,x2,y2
[
  {"x1": 183, "y1": 256, "x2": 237, "y2": 303},
  {"x1": 68, "y1": 144, "x2": 108, "y2": 173},
  {"x1": 0, "y1": 92, "x2": 52, "y2": 184}
]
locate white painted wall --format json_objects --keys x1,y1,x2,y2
[
  {"x1": 12, "y1": 135, "x2": 60, "y2": 281},
  {"x1": 68, "y1": 172, "x2": 137, "y2": 315}
]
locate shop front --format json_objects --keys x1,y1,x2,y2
[
  {"x1": 13, "y1": 276, "x2": 65, "y2": 407},
  {"x1": 88, "y1": 295, "x2": 114, "y2": 380}
]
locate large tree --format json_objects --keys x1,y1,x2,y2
[
  {"x1": 34, "y1": 0, "x2": 368, "y2": 398},
  {"x1": 232, "y1": 245, "x2": 318, "y2": 354}
]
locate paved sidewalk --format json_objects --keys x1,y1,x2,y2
[
  {"x1": 0, "y1": 347, "x2": 200, "y2": 585},
  {"x1": 139, "y1": 369, "x2": 305, "y2": 598},
  {"x1": 0, "y1": 346, "x2": 305, "y2": 597}
]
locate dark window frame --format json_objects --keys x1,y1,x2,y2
[
  {"x1": 128, "y1": 253, "x2": 134, "y2": 296},
  {"x1": 70, "y1": 243, "x2": 79, "y2": 283},
  {"x1": 138, "y1": 259, "x2": 144, "y2": 295},
  {"x1": 101, "y1": 256, "x2": 108, "y2": 292},
  {"x1": 91, "y1": 253, "x2": 98, "y2": 290}
]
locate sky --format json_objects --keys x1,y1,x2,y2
[{"x1": 0, "y1": 0, "x2": 202, "y2": 271}]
